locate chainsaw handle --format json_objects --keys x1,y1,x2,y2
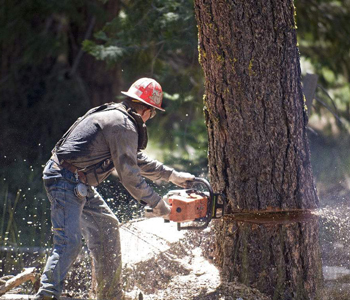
[
  {"x1": 190, "y1": 177, "x2": 214, "y2": 196},
  {"x1": 190, "y1": 177, "x2": 215, "y2": 208}
]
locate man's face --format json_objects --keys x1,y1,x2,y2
[{"x1": 141, "y1": 107, "x2": 156, "y2": 123}]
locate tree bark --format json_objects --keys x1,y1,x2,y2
[{"x1": 194, "y1": 0, "x2": 322, "y2": 298}]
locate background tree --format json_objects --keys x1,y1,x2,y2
[
  {"x1": 0, "y1": 0, "x2": 121, "y2": 165},
  {"x1": 194, "y1": 0, "x2": 322, "y2": 298},
  {"x1": 0, "y1": 0, "x2": 122, "y2": 273},
  {"x1": 296, "y1": 0, "x2": 350, "y2": 200}
]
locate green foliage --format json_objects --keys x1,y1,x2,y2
[
  {"x1": 83, "y1": 41, "x2": 125, "y2": 62},
  {"x1": 297, "y1": 0, "x2": 350, "y2": 78},
  {"x1": 85, "y1": 0, "x2": 197, "y2": 66}
]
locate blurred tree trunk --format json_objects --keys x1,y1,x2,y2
[
  {"x1": 76, "y1": 0, "x2": 122, "y2": 107},
  {"x1": 194, "y1": 1, "x2": 322, "y2": 299},
  {"x1": 0, "y1": 0, "x2": 121, "y2": 163}
]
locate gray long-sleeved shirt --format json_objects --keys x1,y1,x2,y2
[{"x1": 46, "y1": 106, "x2": 173, "y2": 207}]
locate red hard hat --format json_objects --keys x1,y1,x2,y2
[{"x1": 121, "y1": 78, "x2": 165, "y2": 111}]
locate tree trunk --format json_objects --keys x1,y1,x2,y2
[{"x1": 194, "y1": 1, "x2": 323, "y2": 299}]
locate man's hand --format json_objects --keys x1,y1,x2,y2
[
  {"x1": 169, "y1": 170, "x2": 195, "y2": 188},
  {"x1": 144, "y1": 198, "x2": 171, "y2": 219}
]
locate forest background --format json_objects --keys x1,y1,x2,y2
[{"x1": 1, "y1": 0, "x2": 350, "y2": 277}]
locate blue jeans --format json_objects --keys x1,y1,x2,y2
[{"x1": 37, "y1": 165, "x2": 122, "y2": 300}]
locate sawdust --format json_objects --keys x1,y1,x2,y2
[{"x1": 121, "y1": 220, "x2": 270, "y2": 300}]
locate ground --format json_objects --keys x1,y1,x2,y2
[
  {"x1": 3, "y1": 215, "x2": 350, "y2": 299},
  {"x1": 0, "y1": 218, "x2": 270, "y2": 300}
]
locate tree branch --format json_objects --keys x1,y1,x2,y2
[{"x1": 69, "y1": 16, "x2": 96, "y2": 77}]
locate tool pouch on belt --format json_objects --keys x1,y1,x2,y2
[{"x1": 74, "y1": 183, "x2": 88, "y2": 199}]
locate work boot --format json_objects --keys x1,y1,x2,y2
[{"x1": 33, "y1": 294, "x2": 58, "y2": 300}]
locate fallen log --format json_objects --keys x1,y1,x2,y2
[
  {"x1": 0, "y1": 268, "x2": 38, "y2": 296},
  {"x1": 0, "y1": 295, "x2": 85, "y2": 300}
]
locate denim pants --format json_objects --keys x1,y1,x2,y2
[{"x1": 37, "y1": 170, "x2": 122, "y2": 299}]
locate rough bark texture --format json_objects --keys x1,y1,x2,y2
[
  {"x1": 214, "y1": 218, "x2": 323, "y2": 299},
  {"x1": 194, "y1": 0, "x2": 318, "y2": 211},
  {"x1": 194, "y1": 1, "x2": 322, "y2": 299}
]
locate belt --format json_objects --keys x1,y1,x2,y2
[
  {"x1": 44, "y1": 177, "x2": 60, "y2": 186},
  {"x1": 60, "y1": 161, "x2": 87, "y2": 184},
  {"x1": 51, "y1": 153, "x2": 87, "y2": 184}
]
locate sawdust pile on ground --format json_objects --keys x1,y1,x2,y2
[{"x1": 122, "y1": 222, "x2": 270, "y2": 300}]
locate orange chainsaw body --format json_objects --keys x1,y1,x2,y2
[{"x1": 168, "y1": 192, "x2": 208, "y2": 222}]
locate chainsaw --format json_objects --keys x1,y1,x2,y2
[{"x1": 163, "y1": 177, "x2": 226, "y2": 231}]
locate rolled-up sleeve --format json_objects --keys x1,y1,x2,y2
[
  {"x1": 137, "y1": 152, "x2": 173, "y2": 182},
  {"x1": 106, "y1": 121, "x2": 161, "y2": 208}
]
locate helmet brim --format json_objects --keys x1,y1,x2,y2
[{"x1": 121, "y1": 91, "x2": 165, "y2": 111}]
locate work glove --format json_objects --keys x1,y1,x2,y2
[
  {"x1": 144, "y1": 198, "x2": 171, "y2": 219},
  {"x1": 169, "y1": 170, "x2": 195, "y2": 188}
]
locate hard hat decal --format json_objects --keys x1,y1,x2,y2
[{"x1": 151, "y1": 89, "x2": 162, "y2": 105}]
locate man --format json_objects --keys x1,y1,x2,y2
[{"x1": 35, "y1": 78, "x2": 195, "y2": 300}]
